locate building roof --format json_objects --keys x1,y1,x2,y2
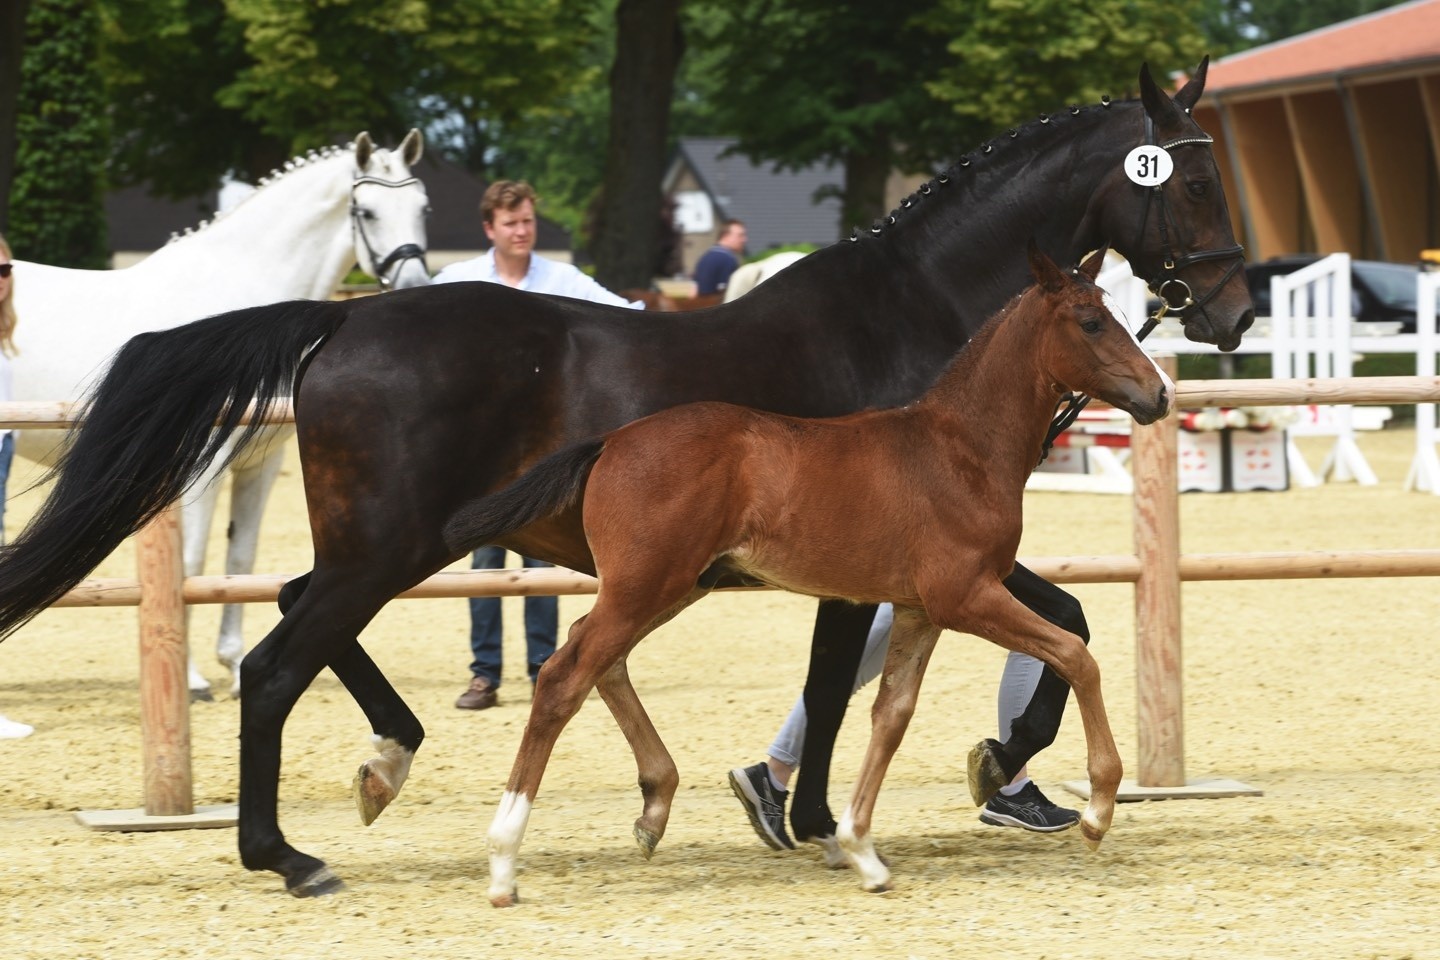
[
  {"x1": 669, "y1": 137, "x2": 843, "y2": 251},
  {"x1": 1204, "y1": 0, "x2": 1440, "y2": 95}
]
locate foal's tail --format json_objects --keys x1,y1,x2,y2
[
  {"x1": 0, "y1": 299, "x2": 351, "y2": 640},
  {"x1": 443, "y1": 438, "x2": 606, "y2": 554}
]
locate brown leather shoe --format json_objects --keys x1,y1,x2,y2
[{"x1": 455, "y1": 676, "x2": 498, "y2": 710}]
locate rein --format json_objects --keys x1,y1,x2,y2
[
  {"x1": 350, "y1": 174, "x2": 428, "y2": 291},
  {"x1": 1038, "y1": 114, "x2": 1245, "y2": 465}
]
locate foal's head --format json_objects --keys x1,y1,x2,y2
[{"x1": 1025, "y1": 243, "x2": 1173, "y2": 425}]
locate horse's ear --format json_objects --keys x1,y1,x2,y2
[
  {"x1": 400, "y1": 128, "x2": 424, "y2": 166},
  {"x1": 1173, "y1": 56, "x2": 1209, "y2": 112},
  {"x1": 1138, "y1": 62, "x2": 1181, "y2": 127},
  {"x1": 355, "y1": 131, "x2": 375, "y2": 170},
  {"x1": 1079, "y1": 246, "x2": 1108, "y2": 281},
  {"x1": 1027, "y1": 239, "x2": 1067, "y2": 293}
]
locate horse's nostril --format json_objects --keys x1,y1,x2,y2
[{"x1": 1236, "y1": 309, "x2": 1255, "y2": 335}]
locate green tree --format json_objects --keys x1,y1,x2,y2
[
  {"x1": 591, "y1": 0, "x2": 684, "y2": 291},
  {"x1": 97, "y1": 0, "x2": 598, "y2": 192},
  {"x1": 0, "y1": 0, "x2": 34, "y2": 232},
  {"x1": 688, "y1": 0, "x2": 1208, "y2": 233},
  {"x1": 10, "y1": 0, "x2": 109, "y2": 267}
]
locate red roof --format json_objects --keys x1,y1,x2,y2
[{"x1": 1204, "y1": 0, "x2": 1440, "y2": 94}]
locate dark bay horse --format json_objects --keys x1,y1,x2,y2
[
  {"x1": 0, "y1": 61, "x2": 1249, "y2": 897},
  {"x1": 453, "y1": 245, "x2": 1171, "y2": 903}
]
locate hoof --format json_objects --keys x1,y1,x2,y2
[
  {"x1": 1079, "y1": 819, "x2": 1106, "y2": 851},
  {"x1": 189, "y1": 687, "x2": 215, "y2": 704},
  {"x1": 806, "y1": 834, "x2": 849, "y2": 870},
  {"x1": 353, "y1": 762, "x2": 396, "y2": 826},
  {"x1": 286, "y1": 866, "x2": 345, "y2": 898},
  {"x1": 489, "y1": 890, "x2": 519, "y2": 908},
  {"x1": 863, "y1": 879, "x2": 894, "y2": 894},
  {"x1": 966, "y1": 739, "x2": 1008, "y2": 806},
  {"x1": 633, "y1": 824, "x2": 660, "y2": 861}
]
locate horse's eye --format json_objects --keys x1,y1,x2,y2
[
  {"x1": 1081, "y1": 318, "x2": 1103, "y2": 334},
  {"x1": 423, "y1": 205, "x2": 433, "y2": 217},
  {"x1": 1186, "y1": 180, "x2": 1209, "y2": 199}
]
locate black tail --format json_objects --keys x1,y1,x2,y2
[
  {"x1": 0, "y1": 298, "x2": 350, "y2": 640},
  {"x1": 443, "y1": 438, "x2": 606, "y2": 554}
]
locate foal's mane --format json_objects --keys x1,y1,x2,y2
[{"x1": 161, "y1": 143, "x2": 355, "y2": 247}]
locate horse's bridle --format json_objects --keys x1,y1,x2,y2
[
  {"x1": 1131, "y1": 113, "x2": 1246, "y2": 340},
  {"x1": 1039, "y1": 113, "x2": 1246, "y2": 462},
  {"x1": 350, "y1": 174, "x2": 429, "y2": 291}
]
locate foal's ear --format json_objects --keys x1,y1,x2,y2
[
  {"x1": 1139, "y1": 62, "x2": 1182, "y2": 127},
  {"x1": 1027, "y1": 239, "x2": 1068, "y2": 293},
  {"x1": 1079, "y1": 246, "x2": 1109, "y2": 281}
]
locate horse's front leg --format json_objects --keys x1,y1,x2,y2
[
  {"x1": 836, "y1": 607, "x2": 941, "y2": 892},
  {"x1": 791, "y1": 599, "x2": 875, "y2": 865},
  {"x1": 943, "y1": 578, "x2": 1122, "y2": 849},
  {"x1": 968, "y1": 563, "x2": 1091, "y2": 805},
  {"x1": 594, "y1": 653, "x2": 678, "y2": 860},
  {"x1": 218, "y1": 434, "x2": 289, "y2": 696}
]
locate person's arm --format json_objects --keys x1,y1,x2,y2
[{"x1": 554, "y1": 263, "x2": 644, "y2": 309}]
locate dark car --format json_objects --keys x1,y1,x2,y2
[{"x1": 1244, "y1": 255, "x2": 1422, "y2": 333}]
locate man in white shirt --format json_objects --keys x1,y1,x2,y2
[{"x1": 433, "y1": 180, "x2": 640, "y2": 711}]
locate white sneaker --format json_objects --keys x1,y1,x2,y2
[{"x1": 0, "y1": 714, "x2": 35, "y2": 739}]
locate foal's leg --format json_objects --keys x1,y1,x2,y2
[
  {"x1": 937, "y1": 579, "x2": 1121, "y2": 849},
  {"x1": 835, "y1": 606, "x2": 941, "y2": 892},
  {"x1": 967, "y1": 563, "x2": 1091, "y2": 805},
  {"x1": 487, "y1": 583, "x2": 703, "y2": 908},
  {"x1": 594, "y1": 654, "x2": 679, "y2": 859},
  {"x1": 790, "y1": 599, "x2": 875, "y2": 863}
]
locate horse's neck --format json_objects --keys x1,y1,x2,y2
[
  {"x1": 917, "y1": 305, "x2": 1056, "y2": 484},
  {"x1": 882, "y1": 105, "x2": 1138, "y2": 323},
  {"x1": 136, "y1": 156, "x2": 356, "y2": 300}
]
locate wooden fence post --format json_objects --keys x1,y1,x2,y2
[
  {"x1": 135, "y1": 504, "x2": 193, "y2": 816},
  {"x1": 1131, "y1": 355, "x2": 1185, "y2": 788}
]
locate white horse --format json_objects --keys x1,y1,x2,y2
[
  {"x1": 10, "y1": 130, "x2": 431, "y2": 699},
  {"x1": 722, "y1": 250, "x2": 808, "y2": 303}
]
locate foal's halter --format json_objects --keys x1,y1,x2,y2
[
  {"x1": 350, "y1": 174, "x2": 429, "y2": 290},
  {"x1": 1039, "y1": 114, "x2": 1246, "y2": 462}
]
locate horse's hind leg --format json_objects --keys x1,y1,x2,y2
[
  {"x1": 333, "y1": 642, "x2": 425, "y2": 825},
  {"x1": 790, "y1": 599, "x2": 874, "y2": 866},
  {"x1": 595, "y1": 654, "x2": 678, "y2": 859},
  {"x1": 277, "y1": 571, "x2": 424, "y2": 826},
  {"x1": 967, "y1": 563, "x2": 1091, "y2": 805},
  {"x1": 238, "y1": 573, "x2": 398, "y2": 897},
  {"x1": 216, "y1": 439, "x2": 288, "y2": 697},
  {"x1": 836, "y1": 607, "x2": 941, "y2": 892},
  {"x1": 180, "y1": 460, "x2": 226, "y2": 700}
]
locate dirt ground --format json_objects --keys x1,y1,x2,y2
[{"x1": 0, "y1": 427, "x2": 1436, "y2": 960}]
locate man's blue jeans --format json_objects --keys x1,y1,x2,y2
[{"x1": 468, "y1": 546, "x2": 558, "y2": 688}]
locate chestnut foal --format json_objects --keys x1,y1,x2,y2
[{"x1": 448, "y1": 244, "x2": 1173, "y2": 904}]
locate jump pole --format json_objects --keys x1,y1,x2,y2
[{"x1": 75, "y1": 504, "x2": 237, "y2": 831}]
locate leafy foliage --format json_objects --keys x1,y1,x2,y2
[{"x1": 10, "y1": 0, "x2": 109, "y2": 268}]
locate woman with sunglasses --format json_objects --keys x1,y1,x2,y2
[{"x1": 0, "y1": 232, "x2": 33, "y2": 739}]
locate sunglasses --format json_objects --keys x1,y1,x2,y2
[{"x1": 0, "y1": 263, "x2": 11, "y2": 278}]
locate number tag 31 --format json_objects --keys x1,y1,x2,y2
[{"x1": 1124, "y1": 145, "x2": 1173, "y2": 186}]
